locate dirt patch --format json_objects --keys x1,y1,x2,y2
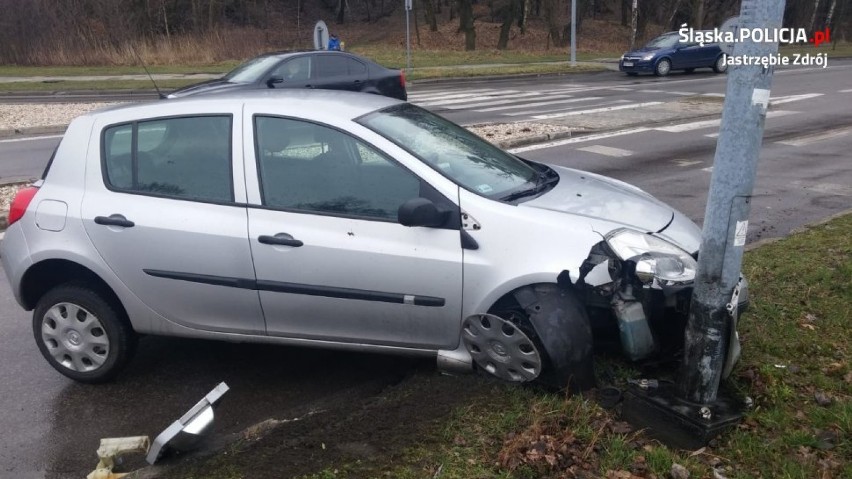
[{"x1": 139, "y1": 372, "x2": 503, "y2": 479}]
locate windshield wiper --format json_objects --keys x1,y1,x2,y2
[{"x1": 500, "y1": 169, "x2": 559, "y2": 202}]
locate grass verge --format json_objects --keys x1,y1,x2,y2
[{"x1": 300, "y1": 213, "x2": 851, "y2": 479}]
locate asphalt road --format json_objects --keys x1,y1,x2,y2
[{"x1": 0, "y1": 61, "x2": 850, "y2": 478}]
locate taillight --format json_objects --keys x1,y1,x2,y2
[
  {"x1": 8, "y1": 186, "x2": 39, "y2": 226},
  {"x1": 400, "y1": 70, "x2": 406, "y2": 89}
]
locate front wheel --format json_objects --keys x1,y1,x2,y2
[
  {"x1": 465, "y1": 284, "x2": 595, "y2": 391},
  {"x1": 654, "y1": 58, "x2": 672, "y2": 77},
  {"x1": 713, "y1": 54, "x2": 728, "y2": 73},
  {"x1": 33, "y1": 283, "x2": 137, "y2": 383}
]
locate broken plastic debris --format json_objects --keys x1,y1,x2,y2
[
  {"x1": 146, "y1": 382, "x2": 230, "y2": 464},
  {"x1": 87, "y1": 436, "x2": 150, "y2": 479}
]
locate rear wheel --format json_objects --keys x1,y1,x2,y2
[
  {"x1": 654, "y1": 58, "x2": 672, "y2": 77},
  {"x1": 33, "y1": 283, "x2": 137, "y2": 383},
  {"x1": 713, "y1": 54, "x2": 728, "y2": 73}
]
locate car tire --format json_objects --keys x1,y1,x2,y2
[
  {"x1": 495, "y1": 284, "x2": 595, "y2": 391},
  {"x1": 654, "y1": 58, "x2": 672, "y2": 77},
  {"x1": 33, "y1": 283, "x2": 137, "y2": 383},
  {"x1": 713, "y1": 54, "x2": 728, "y2": 73}
]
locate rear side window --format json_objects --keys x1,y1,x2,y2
[
  {"x1": 315, "y1": 55, "x2": 364, "y2": 77},
  {"x1": 102, "y1": 116, "x2": 233, "y2": 203}
]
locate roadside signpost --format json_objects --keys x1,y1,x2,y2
[
  {"x1": 405, "y1": 0, "x2": 412, "y2": 77},
  {"x1": 313, "y1": 20, "x2": 329, "y2": 50},
  {"x1": 622, "y1": 0, "x2": 787, "y2": 447},
  {"x1": 570, "y1": 0, "x2": 577, "y2": 66}
]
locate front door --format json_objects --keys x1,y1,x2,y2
[
  {"x1": 245, "y1": 114, "x2": 463, "y2": 349},
  {"x1": 82, "y1": 111, "x2": 266, "y2": 334}
]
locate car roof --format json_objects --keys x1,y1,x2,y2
[{"x1": 86, "y1": 89, "x2": 403, "y2": 121}]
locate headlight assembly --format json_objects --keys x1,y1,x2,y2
[
  {"x1": 642, "y1": 53, "x2": 656, "y2": 61},
  {"x1": 606, "y1": 229, "x2": 697, "y2": 285}
]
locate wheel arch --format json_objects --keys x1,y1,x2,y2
[{"x1": 20, "y1": 259, "x2": 128, "y2": 323}]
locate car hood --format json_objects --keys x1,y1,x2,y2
[
  {"x1": 167, "y1": 79, "x2": 244, "y2": 98},
  {"x1": 521, "y1": 165, "x2": 674, "y2": 234}
]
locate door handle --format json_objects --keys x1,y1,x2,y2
[
  {"x1": 94, "y1": 214, "x2": 135, "y2": 228},
  {"x1": 258, "y1": 233, "x2": 303, "y2": 247}
]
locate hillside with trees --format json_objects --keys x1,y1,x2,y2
[{"x1": 0, "y1": 0, "x2": 847, "y2": 65}]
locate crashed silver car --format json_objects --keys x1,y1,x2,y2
[{"x1": 1, "y1": 90, "x2": 746, "y2": 387}]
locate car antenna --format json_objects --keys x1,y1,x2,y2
[{"x1": 131, "y1": 46, "x2": 166, "y2": 99}]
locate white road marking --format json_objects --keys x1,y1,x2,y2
[
  {"x1": 769, "y1": 93, "x2": 823, "y2": 105},
  {"x1": 577, "y1": 145, "x2": 634, "y2": 157},
  {"x1": 702, "y1": 167, "x2": 714, "y2": 172},
  {"x1": 639, "y1": 90, "x2": 695, "y2": 96},
  {"x1": 416, "y1": 91, "x2": 524, "y2": 106},
  {"x1": 447, "y1": 92, "x2": 570, "y2": 110},
  {"x1": 532, "y1": 102, "x2": 663, "y2": 120},
  {"x1": 505, "y1": 99, "x2": 627, "y2": 117},
  {"x1": 791, "y1": 181, "x2": 852, "y2": 196},
  {"x1": 705, "y1": 133, "x2": 719, "y2": 138},
  {"x1": 673, "y1": 159, "x2": 702, "y2": 167},
  {"x1": 656, "y1": 110, "x2": 797, "y2": 132},
  {"x1": 775, "y1": 126, "x2": 852, "y2": 146},
  {"x1": 476, "y1": 96, "x2": 600, "y2": 112},
  {"x1": 840, "y1": 89, "x2": 852, "y2": 93},
  {"x1": 655, "y1": 118, "x2": 721, "y2": 133},
  {"x1": 0, "y1": 134, "x2": 64, "y2": 144},
  {"x1": 407, "y1": 88, "x2": 496, "y2": 101},
  {"x1": 508, "y1": 127, "x2": 650, "y2": 153},
  {"x1": 701, "y1": 93, "x2": 726, "y2": 98}
]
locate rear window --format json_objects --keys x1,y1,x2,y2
[{"x1": 102, "y1": 115, "x2": 233, "y2": 203}]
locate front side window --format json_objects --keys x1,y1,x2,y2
[
  {"x1": 357, "y1": 104, "x2": 539, "y2": 199},
  {"x1": 255, "y1": 116, "x2": 420, "y2": 220},
  {"x1": 270, "y1": 56, "x2": 312, "y2": 82},
  {"x1": 102, "y1": 116, "x2": 233, "y2": 203}
]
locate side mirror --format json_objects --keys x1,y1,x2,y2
[
  {"x1": 267, "y1": 76, "x2": 284, "y2": 87},
  {"x1": 398, "y1": 198, "x2": 448, "y2": 228}
]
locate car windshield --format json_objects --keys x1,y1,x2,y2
[
  {"x1": 358, "y1": 104, "x2": 540, "y2": 199},
  {"x1": 222, "y1": 56, "x2": 282, "y2": 83},
  {"x1": 644, "y1": 33, "x2": 681, "y2": 49}
]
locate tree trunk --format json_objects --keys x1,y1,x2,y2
[
  {"x1": 621, "y1": 0, "x2": 630, "y2": 26},
  {"x1": 809, "y1": 0, "x2": 821, "y2": 32},
  {"x1": 825, "y1": 0, "x2": 837, "y2": 29},
  {"x1": 630, "y1": 0, "x2": 639, "y2": 50},
  {"x1": 497, "y1": 1, "x2": 516, "y2": 49},
  {"x1": 414, "y1": 0, "x2": 422, "y2": 45},
  {"x1": 693, "y1": 0, "x2": 704, "y2": 29},
  {"x1": 336, "y1": 0, "x2": 345, "y2": 24},
  {"x1": 666, "y1": 0, "x2": 682, "y2": 29},
  {"x1": 458, "y1": 0, "x2": 475, "y2": 50},
  {"x1": 544, "y1": 0, "x2": 562, "y2": 47},
  {"x1": 424, "y1": 0, "x2": 438, "y2": 31}
]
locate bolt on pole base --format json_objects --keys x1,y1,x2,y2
[{"x1": 622, "y1": 380, "x2": 744, "y2": 450}]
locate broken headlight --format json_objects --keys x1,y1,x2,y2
[{"x1": 605, "y1": 229, "x2": 697, "y2": 285}]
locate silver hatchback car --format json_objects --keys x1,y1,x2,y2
[{"x1": 2, "y1": 90, "x2": 746, "y2": 387}]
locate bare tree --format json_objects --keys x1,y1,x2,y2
[
  {"x1": 693, "y1": 0, "x2": 704, "y2": 28},
  {"x1": 630, "y1": 0, "x2": 639, "y2": 50},
  {"x1": 810, "y1": 0, "x2": 822, "y2": 32},
  {"x1": 825, "y1": 0, "x2": 837, "y2": 29},
  {"x1": 424, "y1": 0, "x2": 438, "y2": 31},
  {"x1": 458, "y1": 0, "x2": 475, "y2": 50}
]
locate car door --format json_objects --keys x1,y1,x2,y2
[
  {"x1": 81, "y1": 109, "x2": 266, "y2": 335},
  {"x1": 670, "y1": 41, "x2": 702, "y2": 69},
  {"x1": 268, "y1": 55, "x2": 313, "y2": 89},
  {"x1": 244, "y1": 112, "x2": 463, "y2": 349},
  {"x1": 312, "y1": 54, "x2": 368, "y2": 93}
]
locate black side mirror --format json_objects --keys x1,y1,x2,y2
[
  {"x1": 398, "y1": 198, "x2": 448, "y2": 228},
  {"x1": 267, "y1": 76, "x2": 284, "y2": 87}
]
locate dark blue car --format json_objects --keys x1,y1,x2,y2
[{"x1": 619, "y1": 31, "x2": 727, "y2": 77}]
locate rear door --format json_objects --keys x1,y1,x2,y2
[
  {"x1": 312, "y1": 54, "x2": 368, "y2": 92},
  {"x1": 81, "y1": 107, "x2": 266, "y2": 335}
]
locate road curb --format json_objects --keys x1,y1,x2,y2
[
  {"x1": 496, "y1": 130, "x2": 573, "y2": 149},
  {"x1": 0, "y1": 125, "x2": 67, "y2": 138}
]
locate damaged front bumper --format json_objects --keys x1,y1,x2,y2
[{"x1": 575, "y1": 234, "x2": 749, "y2": 377}]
